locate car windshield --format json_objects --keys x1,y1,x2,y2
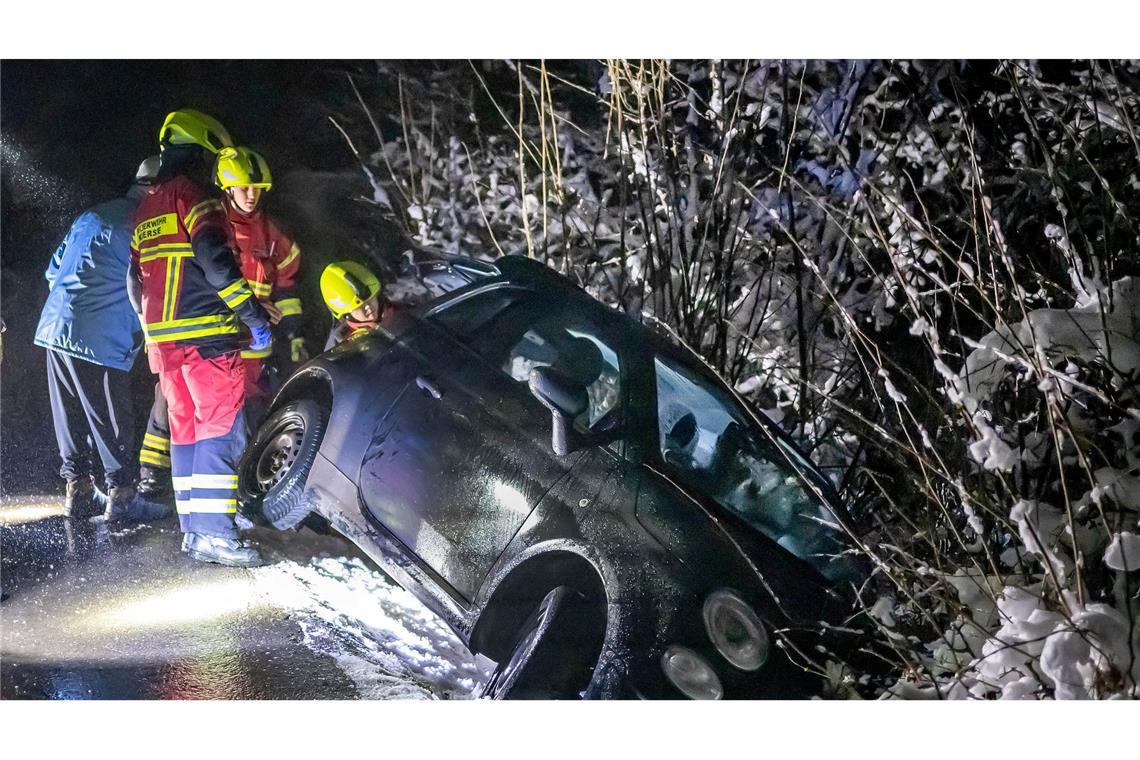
[{"x1": 654, "y1": 354, "x2": 851, "y2": 582}]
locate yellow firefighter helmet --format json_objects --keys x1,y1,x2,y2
[
  {"x1": 215, "y1": 146, "x2": 273, "y2": 191},
  {"x1": 320, "y1": 261, "x2": 382, "y2": 319},
  {"x1": 158, "y1": 109, "x2": 233, "y2": 154}
]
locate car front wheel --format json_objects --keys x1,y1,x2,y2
[
  {"x1": 481, "y1": 586, "x2": 604, "y2": 699},
  {"x1": 238, "y1": 399, "x2": 327, "y2": 530}
]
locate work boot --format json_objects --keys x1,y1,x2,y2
[
  {"x1": 89, "y1": 483, "x2": 173, "y2": 525},
  {"x1": 234, "y1": 510, "x2": 255, "y2": 531},
  {"x1": 138, "y1": 468, "x2": 172, "y2": 499},
  {"x1": 182, "y1": 532, "x2": 263, "y2": 568},
  {"x1": 63, "y1": 476, "x2": 98, "y2": 518}
]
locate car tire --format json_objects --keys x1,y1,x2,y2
[
  {"x1": 238, "y1": 399, "x2": 327, "y2": 531},
  {"x1": 480, "y1": 586, "x2": 604, "y2": 700}
]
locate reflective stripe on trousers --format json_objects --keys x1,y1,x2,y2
[{"x1": 153, "y1": 345, "x2": 246, "y2": 539}]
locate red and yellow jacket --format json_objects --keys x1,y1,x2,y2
[
  {"x1": 131, "y1": 175, "x2": 267, "y2": 356},
  {"x1": 223, "y1": 199, "x2": 303, "y2": 359},
  {"x1": 323, "y1": 302, "x2": 399, "y2": 351}
]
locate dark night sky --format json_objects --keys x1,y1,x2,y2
[{"x1": 0, "y1": 60, "x2": 369, "y2": 492}]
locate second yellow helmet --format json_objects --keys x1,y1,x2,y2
[{"x1": 215, "y1": 146, "x2": 273, "y2": 191}]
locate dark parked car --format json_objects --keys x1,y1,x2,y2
[{"x1": 238, "y1": 255, "x2": 866, "y2": 699}]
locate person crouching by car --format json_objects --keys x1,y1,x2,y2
[{"x1": 320, "y1": 261, "x2": 393, "y2": 349}]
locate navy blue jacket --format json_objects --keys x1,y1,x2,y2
[{"x1": 34, "y1": 194, "x2": 143, "y2": 371}]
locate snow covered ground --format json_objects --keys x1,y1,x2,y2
[
  {"x1": 1, "y1": 498, "x2": 493, "y2": 700},
  {"x1": 250, "y1": 556, "x2": 495, "y2": 700}
]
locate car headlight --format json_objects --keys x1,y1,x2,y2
[
  {"x1": 703, "y1": 589, "x2": 769, "y2": 671},
  {"x1": 661, "y1": 645, "x2": 723, "y2": 700}
]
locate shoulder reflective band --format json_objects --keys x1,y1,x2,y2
[
  {"x1": 183, "y1": 199, "x2": 225, "y2": 234},
  {"x1": 274, "y1": 297, "x2": 302, "y2": 317},
  {"x1": 217, "y1": 280, "x2": 253, "y2": 309}
]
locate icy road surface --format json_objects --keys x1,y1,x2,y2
[{"x1": 0, "y1": 493, "x2": 493, "y2": 699}]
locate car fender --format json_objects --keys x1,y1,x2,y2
[
  {"x1": 467, "y1": 450, "x2": 700, "y2": 697},
  {"x1": 273, "y1": 332, "x2": 414, "y2": 481},
  {"x1": 467, "y1": 535, "x2": 662, "y2": 699}
]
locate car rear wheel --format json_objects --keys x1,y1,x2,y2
[
  {"x1": 480, "y1": 586, "x2": 605, "y2": 700},
  {"x1": 238, "y1": 399, "x2": 327, "y2": 530}
]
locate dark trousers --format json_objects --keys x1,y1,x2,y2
[
  {"x1": 46, "y1": 348, "x2": 137, "y2": 487},
  {"x1": 140, "y1": 382, "x2": 171, "y2": 473}
]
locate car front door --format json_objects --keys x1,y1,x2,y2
[{"x1": 358, "y1": 286, "x2": 626, "y2": 602}]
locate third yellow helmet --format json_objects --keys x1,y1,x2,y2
[
  {"x1": 215, "y1": 146, "x2": 273, "y2": 191},
  {"x1": 321, "y1": 261, "x2": 382, "y2": 319}
]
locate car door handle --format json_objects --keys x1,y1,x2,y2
[{"x1": 415, "y1": 375, "x2": 443, "y2": 400}]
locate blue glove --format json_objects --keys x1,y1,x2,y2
[{"x1": 248, "y1": 322, "x2": 272, "y2": 351}]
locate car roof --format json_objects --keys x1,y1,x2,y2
[{"x1": 493, "y1": 256, "x2": 680, "y2": 347}]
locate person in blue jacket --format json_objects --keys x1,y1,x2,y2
[{"x1": 34, "y1": 157, "x2": 167, "y2": 522}]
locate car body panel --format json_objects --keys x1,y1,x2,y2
[{"x1": 358, "y1": 316, "x2": 582, "y2": 601}]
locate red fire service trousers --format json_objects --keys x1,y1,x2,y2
[{"x1": 150, "y1": 344, "x2": 246, "y2": 540}]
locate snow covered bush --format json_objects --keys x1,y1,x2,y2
[{"x1": 336, "y1": 59, "x2": 1140, "y2": 699}]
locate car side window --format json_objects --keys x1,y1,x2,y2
[
  {"x1": 457, "y1": 299, "x2": 623, "y2": 433},
  {"x1": 654, "y1": 354, "x2": 848, "y2": 581},
  {"x1": 500, "y1": 323, "x2": 622, "y2": 431}
]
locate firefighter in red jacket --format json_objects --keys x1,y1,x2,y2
[
  {"x1": 127, "y1": 109, "x2": 271, "y2": 567},
  {"x1": 215, "y1": 146, "x2": 306, "y2": 424},
  {"x1": 137, "y1": 148, "x2": 307, "y2": 498}
]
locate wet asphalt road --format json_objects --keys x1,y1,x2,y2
[{"x1": 0, "y1": 493, "x2": 490, "y2": 700}]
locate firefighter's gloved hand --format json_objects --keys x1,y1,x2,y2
[
  {"x1": 248, "y1": 322, "x2": 272, "y2": 352},
  {"x1": 290, "y1": 337, "x2": 309, "y2": 364}
]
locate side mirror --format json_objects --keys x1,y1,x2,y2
[
  {"x1": 661, "y1": 447, "x2": 688, "y2": 469},
  {"x1": 529, "y1": 366, "x2": 587, "y2": 456}
]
